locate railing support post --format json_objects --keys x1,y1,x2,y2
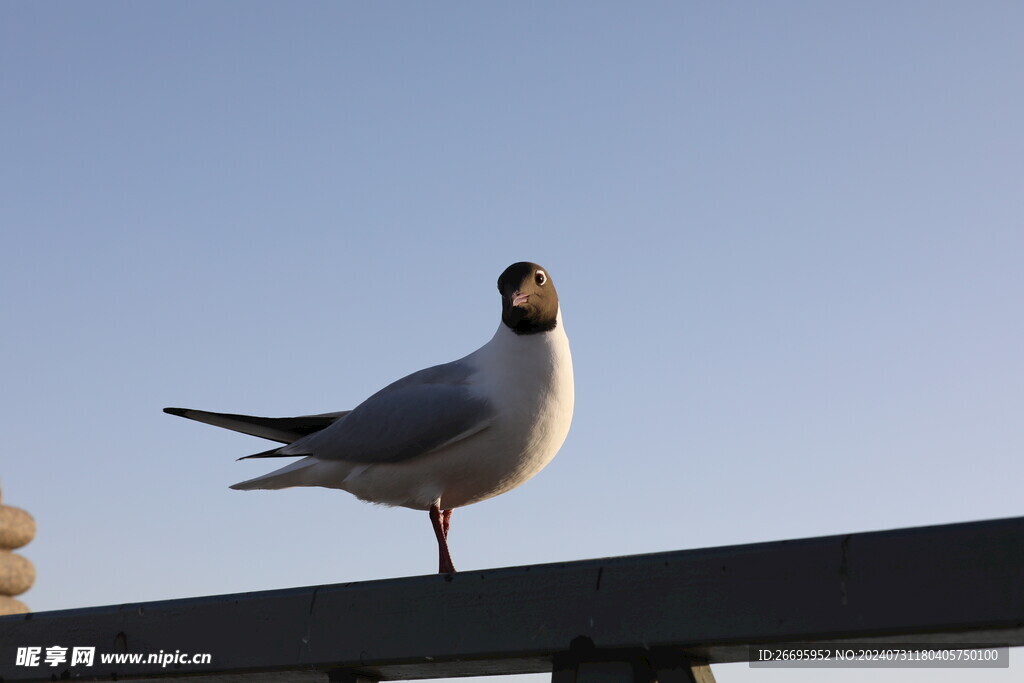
[
  {"x1": 651, "y1": 658, "x2": 716, "y2": 683},
  {"x1": 552, "y1": 644, "x2": 715, "y2": 683},
  {"x1": 327, "y1": 670, "x2": 379, "y2": 683}
]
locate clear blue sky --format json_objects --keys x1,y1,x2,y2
[{"x1": 2, "y1": 3, "x2": 1021, "y2": 682}]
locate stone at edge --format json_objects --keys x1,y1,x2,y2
[
  {"x1": 0, "y1": 488, "x2": 36, "y2": 613},
  {"x1": 0, "y1": 594, "x2": 29, "y2": 615},
  {"x1": 0, "y1": 550, "x2": 35, "y2": 596},
  {"x1": 0, "y1": 505, "x2": 36, "y2": 550}
]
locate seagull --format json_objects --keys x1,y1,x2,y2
[{"x1": 165, "y1": 262, "x2": 574, "y2": 574}]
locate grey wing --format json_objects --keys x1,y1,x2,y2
[{"x1": 278, "y1": 361, "x2": 495, "y2": 463}]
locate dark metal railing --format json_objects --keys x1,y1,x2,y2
[{"x1": 2, "y1": 516, "x2": 1022, "y2": 682}]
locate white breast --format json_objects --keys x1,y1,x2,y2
[{"x1": 464, "y1": 309, "x2": 575, "y2": 485}]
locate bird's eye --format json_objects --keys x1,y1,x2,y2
[{"x1": 535, "y1": 270, "x2": 547, "y2": 286}]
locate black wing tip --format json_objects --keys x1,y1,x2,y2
[
  {"x1": 236, "y1": 452, "x2": 267, "y2": 461},
  {"x1": 163, "y1": 407, "x2": 188, "y2": 417},
  {"x1": 236, "y1": 447, "x2": 303, "y2": 461}
]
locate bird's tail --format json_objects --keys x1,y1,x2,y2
[{"x1": 230, "y1": 457, "x2": 323, "y2": 491}]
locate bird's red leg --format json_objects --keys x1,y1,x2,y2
[
  {"x1": 442, "y1": 509, "x2": 453, "y2": 538},
  {"x1": 429, "y1": 503, "x2": 457, "y2": 574}
]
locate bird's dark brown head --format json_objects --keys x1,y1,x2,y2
[{"x1": 497, "y1": 262, "x2": 559, "y2": 335}]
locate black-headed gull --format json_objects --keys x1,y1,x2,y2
[{"x1": 165, "y1": 262, "x2": 574, "y2": 574}]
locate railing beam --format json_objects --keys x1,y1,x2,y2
[{"x1": 1, "y1": 515, "x2": 1022, "y2": 682}]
